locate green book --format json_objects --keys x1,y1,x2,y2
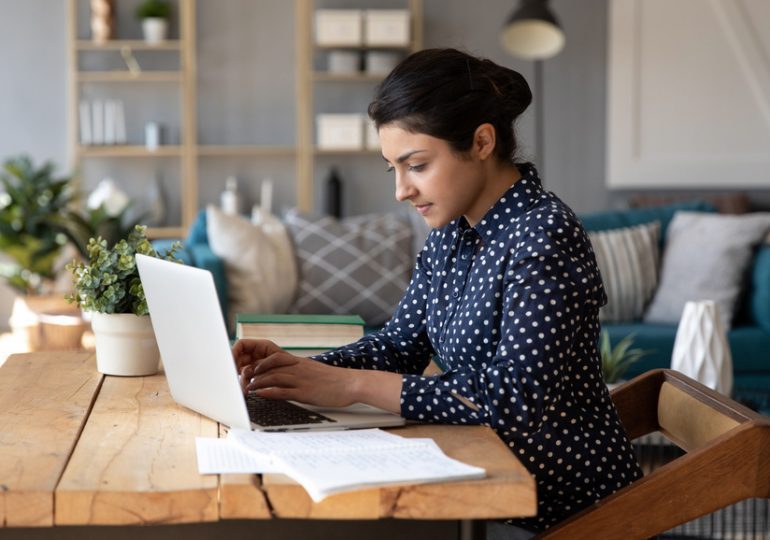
[
  {"x1": 236, "y1": 313, "x2": 364, "y2": 326},
  {"x1": 234, "y1": 313, "x2": 364, "y2": 348}
]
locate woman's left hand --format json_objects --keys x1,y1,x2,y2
[{"x1": 243, "y1": 351, "x2": 361, "y2": 408}]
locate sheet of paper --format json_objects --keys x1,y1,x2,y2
[
  {"x1": 195, "y1": 437, "x2": 282, "y2": 475},
  {"x1": 228, "y1": 427, "x2": 411, "y2": 455},
  {"x1": 278, "y1": 438, "x2": 486, "y2": 502}
]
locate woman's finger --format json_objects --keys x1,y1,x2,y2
[
  {"x1": 246, "y1": 372, "x2": 297, "y2": 392},
  {"x1": 253, "y1": 352, "x2": 301, "y2": 374}
]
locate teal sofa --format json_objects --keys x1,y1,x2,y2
[
  {"x1": 581, "y1": 201, "x2": 770, "y2": 413},
  {"x1": 159, "y1": 202, "x2": 770, "y2": 413}
]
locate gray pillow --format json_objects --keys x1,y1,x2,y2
[
  {"x1": 284, "y1": 209, "x2": 413, "y2": 326},
  {"x1": 644, "y1": 211, "x2": 770, "y2": 328}
]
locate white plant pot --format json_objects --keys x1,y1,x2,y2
[
  {"x1": 91, "y1": 312, "x2": 160, "y2": 376},
  {"x1": 141, "y1": 18, "x2": 168, "y2": 44}
]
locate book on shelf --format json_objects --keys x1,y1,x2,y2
[
  {"x1": 235, "y1": 313, "x2": 365, "y2": 349},
  {"x1": 226, "y1": 428, "x2": 486, "y2": 502},
  {"x1": 79, "y1": 100, "x2": 92, "y2": 145}
]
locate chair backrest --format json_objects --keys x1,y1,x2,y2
[{"x1": 537, "y1": 369, "x2": 770, "y2": 539}]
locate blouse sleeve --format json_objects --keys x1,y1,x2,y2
[
  {"x1": 399, "y1": 224, "x2": 604, "y2": 435},
  {"x1": 311, "y1": 235, "x2": 437, "y2": 375}
]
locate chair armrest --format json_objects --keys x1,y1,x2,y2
[{"x1": 610, "y1": 369, "x2": 666, "y2": 440}]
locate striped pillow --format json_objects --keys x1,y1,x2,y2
[{"x1": 589, "y1": 221, "x2": 661, "y2": 322}]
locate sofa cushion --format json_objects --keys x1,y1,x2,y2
[
  {"x1": 644, "y1": 212, "x2": 770, "y2": 329},
  {"x1": 206, "y1": 206, "x2": 298, "y2": 330},
  {"x1": 284, "y1": 209, "x2": 412, "y2": 327},
  {"x1": 603, "y1": 322, "x2": 770, "y2": 378},
  {"x1": 750, "y1": 244, "x2": 770, "y2": 331},
  {"x1": 589, "y1": 221, "x2": 660, "y2": 322},
  {"x1": 580, "y1": 200, "x2": 716, "y2": 246}
]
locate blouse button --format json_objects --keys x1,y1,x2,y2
[{"x1": 452, "y1": 290, "x2": 460, "y2": 298}]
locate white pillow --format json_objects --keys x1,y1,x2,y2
[{"x1": 206, "y1": 206, "x2": 298, "y2": 329}]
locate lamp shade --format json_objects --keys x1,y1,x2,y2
[{"x1": 500, "y1": 0, "x2": 565, "y2": 60}]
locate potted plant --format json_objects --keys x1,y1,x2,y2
[
  {"x1": 0, "y1": 155, "x2": 88, "y2": 348},
  {"x1": 600, "y1": 330, "x2": 651, "y2": 390},
  {"x1": 66, "y1": 225, "x2": 181, "y2": 376},
  {"x1": 135, "y1": 0, "x2": 172, "y2": 44}
]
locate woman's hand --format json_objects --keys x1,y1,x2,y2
[
  {"x1": 232, "y1": 338, "x2": 283, "y2": 372},
  {"x1": 243, "y1": 351, "x2": 361, "y2": 408},
  {"x1": 233, "y1": 338, "x2": 404, "y2": 413}
]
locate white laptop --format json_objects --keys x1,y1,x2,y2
[{"x1": 135, "y1": 254, "x2": 405, "y2": 432}]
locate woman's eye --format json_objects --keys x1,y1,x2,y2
[
  {"x1": 385, "y1": 165, "x2": 394, "y2": 173},
  {"x1": 408, "y1": 164, "x2": 426, "y2": 172}
]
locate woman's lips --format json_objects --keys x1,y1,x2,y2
[{"x1": 414, "y1": 203, "x2": 432, "y2": 215}]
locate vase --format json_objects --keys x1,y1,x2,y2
[
  {"x1": 90, "y1": 0, "x2": 115, "y2": 43},
  {"x1": 141, "y1": 18, "x2": 168, "y2": 44},
  {"x1": 670, "y1": 300, "x2": 733, "y2": 395},
  {"x1": 90, "y1": 312, "x2": 160, "y2": 376}
]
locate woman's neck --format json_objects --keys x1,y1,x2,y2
[{"x1": 465, "y1": 161, "x2": 522, "y2": 226}]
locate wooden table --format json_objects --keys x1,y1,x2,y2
[{"x1": 0, "y1": 351, "x2": 535, "y2": 530}]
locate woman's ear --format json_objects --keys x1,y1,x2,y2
[{"x1": 472, "y1": 123, "x2": 497, "y2": 160}]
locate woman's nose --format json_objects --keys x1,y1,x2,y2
[{"x1": 395, "y1": 174, "x2": 416, "y2": 202}]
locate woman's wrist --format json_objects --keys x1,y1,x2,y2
[{"x1": 347, "y1": 369, "x2": 403, "y2": 415}]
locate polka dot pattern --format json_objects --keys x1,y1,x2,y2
[{"x1": 314, "y1": 163, "x2": 643, "y2": 531}]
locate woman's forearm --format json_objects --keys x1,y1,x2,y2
[{"x1": 349, "y1": 369, "x2": 404, "y2": 415}]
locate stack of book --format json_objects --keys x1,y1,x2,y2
[{"x1": 234, "y1": 314, "x2": 365, "y2": 356}]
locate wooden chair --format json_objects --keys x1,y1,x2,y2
[{"x1": 536, "y1": 369, "x2": 770, "y2": 539}]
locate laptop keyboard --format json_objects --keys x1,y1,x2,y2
[{"x1": 245, "y1": 393, "x2": 337, "y2": 427}]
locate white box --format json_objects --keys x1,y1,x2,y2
[
  {"x1": 364, "y1": 10, "x2": 410, "y2": 47},
  {"x1": 315, "y1": 10, "x2": 362, "y2": 46},
  {"x1": 365, "y1": 119, "x2": 380, "y2": 151},
  {"x1": 365, "y1": 50, "x2": 400, "y2": 75},
  {"x1": 317, "y1": 114, "x2": 364, "y2": 150},
  {"x1": 328, "y1": 50, "x2": 360, "y2": 74}
]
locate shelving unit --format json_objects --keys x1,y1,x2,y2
[
  {"x1": 295, "y1": 0, "x2": 423, "y2": 212},
  {"x1": 67, "y1": 0, "x2": 197, "y2": 239},
  {"x1": 67, "y1": 1, "x2": 418, "y2": 231}
]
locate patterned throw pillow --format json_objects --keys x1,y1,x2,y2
[
  {"x1": 589, "y1": 221, "x2": 661, "y2": 322},
  {"x1": 283, "y1": 210, "x2": 413, "y2": 326}
]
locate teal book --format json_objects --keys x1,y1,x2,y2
[{"x1": 235, "y1": 313, "x2": 364, "y2": 348}]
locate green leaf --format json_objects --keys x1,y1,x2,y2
[{"x1": 600, "y1": 330, "x2": 653, "y2": 384}]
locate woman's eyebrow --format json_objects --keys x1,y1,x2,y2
[{"x1": 382, "y1": 149, "x2": 427, "y2": 164}]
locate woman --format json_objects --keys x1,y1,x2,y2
[{"x1": 234, "y1": 48, "x2": 643, "y2": 537}]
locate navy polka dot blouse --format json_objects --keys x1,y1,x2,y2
[{"x1": 315, "y1": 163, "x2": 643, "y2": 530}]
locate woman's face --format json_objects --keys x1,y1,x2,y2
[{"x1": 379, "y1": 124, "x2": 488, "y2": 228}]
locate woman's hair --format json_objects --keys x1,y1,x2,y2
[{"x1": 368, "y1": 48, "x2": 532, "y2": 163}]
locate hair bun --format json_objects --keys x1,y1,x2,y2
[{"x1": 483, "y1": 63, "x2": 531, "y2": 119}]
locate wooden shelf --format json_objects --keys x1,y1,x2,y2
[
  {"x1": 146, "y1": 226, "x2": 186, "y2": 239},
  {"x1": 197, "y1": 145, "x2": 296, "y2": 157},
  {"x1": 76, "y1": 71, "x2": 181, "y2": 82},
  {"x1": 312, "y1": 72, "x2": 384, "y2": 82},
  {"x1": 76, "y1": 40, "x2": 182, "y2": 51},
  {"x1": 77, "y1": 145, "x2": 183, "y2": 157}
]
